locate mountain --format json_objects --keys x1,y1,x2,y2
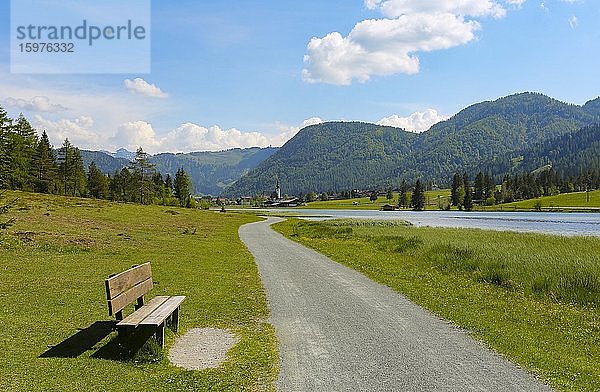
[
  {"x1": 505, "y1": 123, "x2": 600, "y2": 177},
  {"x1": 80, "y1": 150, "x2": 130, "y2": 175},
  {"x1": 151, "y1": 147, "x2": 278, "y2": 195},
  {"x1": 225, "y1": 93, "x2": 600, "y2": 197},
  {"x1": 80, "y1": 147, "x2": 278, "y2": 196}
]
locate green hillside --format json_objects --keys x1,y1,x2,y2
[
  {"x1": 226, "y1": 93, "x2": 600, "y2": 197},
  {"x1": 151, "y1": 147, "x2": 277, "y2": 195},
  {"x1": 81, "y1": 147, "x2": 278, "y2": 196}
]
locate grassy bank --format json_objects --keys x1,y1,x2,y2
[
  {"x1": 0, "y1": 191, "x2": 277, "y2": 391},
  {"x1": 274, "y1": 218, "x2": 600, "y2": 391},
  {"x1": 299, "y1": 189, "x2": 451, "y2": 210},
  {"x1": 491, "y1": 190, "x2": 600, "y2": 211}
]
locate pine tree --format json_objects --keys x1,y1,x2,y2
[
  {"x1": 8, "y1": 114, "x2": 38, "y2": 190},
  {"x1": 71, "y1": 148, "x2": 87, "y2": 197},
  {"x1": 130, "y1": 147, "x2": 156, "y2": 204},
  {"x1": 58, "y1": 139, "x2": 86, "y2": 196},
  {"x1": 398, "y1": 180, "x2": 408, "y2": 208},
  {"x1": 450, "y1": 172, "x2": 462, "y2": 207},
  {"x1": 164, "y1": 174, "x2": 174, "y2": 197},
  {"x1": 0, "y1": 108, "x2": 11, "y2": 189},
  {"x1": 463, "y1": 173, "x2": 473, "y2": 211},
  {"x1": 87, "y1": 162, "x2": 109, "y2": 199},
  {"x1": 474, "y1": 172, "x2": 485, "y2": 203},
  {"x1": 174, "y1": 168, "x2": 192, "y2": 207},
  {"x1": 386, "y1": 188, "x2": 394, "y2": 203},
  {"x1": 411, "y1": 180, "x2": 426, "y2": 211},
  {"x1": 32, "y1": 131, "x2": 58, "y2": 193}
]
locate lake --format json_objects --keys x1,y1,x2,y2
[{"x1": 264, "y1": 209, "x2": 600, "y2": 237}]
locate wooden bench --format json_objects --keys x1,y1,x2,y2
[{"x1": 105, "y1": 263, "x2": 185, "y2": 348}]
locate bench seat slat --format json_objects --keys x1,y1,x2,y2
[
  {"x1": 116, "y1": 296, "x2": 170, "y2": 328},
  {"x1": 140, "y1": 296, "x2": 186, "y2": 326}
]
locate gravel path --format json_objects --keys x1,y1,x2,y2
[
  {"x1": 168, "y1": 328, "x2": 238, "y2": 370},
  {"x1": 239, "y1": 217, "x2": 552, "y2": 392}
]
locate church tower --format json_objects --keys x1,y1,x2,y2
[{"x1": 276, "y1": 179, "x2": 281, "y2": 199}]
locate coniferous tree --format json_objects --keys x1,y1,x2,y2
[
  {"x1": 58, "y1": 139, "x2": 86, "y2": 196},
  {"x1": 474, "y1": 172, "x2": 485, "y2": 203},
  {"x1": 386, "y1": 188, "x2": 394, "y2": 203},
  {"x1": 0, "y1": 108, "x2": 12, "y2": 189},
  {"x1": 87, "y1": 162, "x2": 109, "y2": 199},
  {"x1": 463, "y1": 173, "x2": 473, "y2": 211},
  {"x1": 398, "y1": 180, "x2": 408, "y2": 208},
  {"x1": 8, "y1": 114, "x2": 38, "y2": 190},
  {"x1": 71, "y1": 148, "x2": 87, "y2": 197},
  {"x1": 411, "y1": 180, "x2": 426, "y2": 211},
  {"x1": 174, "y1": 168, "x2": 192, "y2": 207},
  {"x1": 32, "y1": 131, "x2": 58, "y2": 193},
  {"x1": 130, "y1": 147, "x2": 156, "y2": 204},
  {"x1": 165, "y1": 174, "x2": 173, "y2": 195},
  {"x1": 450, "y1": 173, "x2": 462, "y2": 207}
]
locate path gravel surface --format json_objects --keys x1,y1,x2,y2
[{"x1": 239, "y1": 217, "x2": 552, "y2": 392}]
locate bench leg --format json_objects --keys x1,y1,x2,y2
[
  {"x1": 172, "y1": 306, "x2": 180, "y2": 333},
  {"x1": 156, "y1": 322, "x2": 165, "y2": 348}
]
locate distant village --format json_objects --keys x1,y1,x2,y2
[{"x1": 206, "y1": 179, "x2": 428, "y2": 210}]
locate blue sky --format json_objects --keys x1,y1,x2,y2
[{"x1": 0, "y1": 0, "x2": 598, "y2": 153}]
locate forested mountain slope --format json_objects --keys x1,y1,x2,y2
[
  {"x1": 226, "y1": 93, "x2": 600, "y2": 196},
  {"x1": 81, "y1": 147, "x2": 277, "y2": 195}
]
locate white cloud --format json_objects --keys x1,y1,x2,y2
[
  {"x1": 33, "y1": 113, "x2": 324, "y2": 154},
  {"x1": 377, "y1": 109, "x2": 448, "y2": 132},
  {"x1": 124, "y1": 78, "x2": 169, "y2": 98},
  {"x1": 365, "y1": 0, "x2": 506, "y2": 18},
  {"x1": 506, "y1": 0, "x2": 527, "y2": 7},
  {"x1": 160, "y1": 123, "x2": 273, "y2": 153},
  {"x1": 568, "y1": 15, "x2": 578, "y2": 28},
  {"x1": 34, "y1": 115, "x2": 100, "y2": 149},
  {"x1": 4, "y1": 96, "x2": 68, "y2": 113},
  {"x1": 303, "y1": 0, "x2": 520, "y2": 85},
  {"x1": 112, "y1": 121, "x2": 162, "y2": 152}
]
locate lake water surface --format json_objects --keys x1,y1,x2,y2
[{"x1": 265, "y1": 209, "x2": 600, "y2": 237}]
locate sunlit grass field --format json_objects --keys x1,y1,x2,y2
[
  {"x1": 493, "y1": 190, "x2": 600, "y2": 211},
  {"x1": 274, "y1": 218, "x2": 600, "y2": 391},
  {"x1": 300, "y1": 189, "x2": 451, "y2": 210},
  {"x1": 0, "y1": 191, "x2": 277, "y2": 391}
]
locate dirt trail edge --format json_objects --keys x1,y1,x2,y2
[{"x1": 239, "y1": 217, "x2": 552, "y2": 392}]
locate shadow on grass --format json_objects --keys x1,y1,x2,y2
[
  {"x1": 40, "y1": 321, "x2": 115, "y2": 358},
  {"x1": 40, "y1": 322, "x2": 161, "y2": 362}
]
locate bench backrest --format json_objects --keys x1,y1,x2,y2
[{"x1": 105, "y1": 263, "x2": 153, "y2": 316}]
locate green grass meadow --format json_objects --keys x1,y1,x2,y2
[
  {"x1": 274, "y1": 218, "x2": 600, "y2": 391},
  {"x1": 0, "y1": 191, "x2": 277, "y2": 391},
  {"x1": 494, "y1": 190, "x2": 600, "y2": 211},
  {"x1": 300, "y1": 189, "x2": 451, "y2": 210}
]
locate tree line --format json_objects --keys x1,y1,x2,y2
[{"x1": 0, "y1": 108, "x2": 194, "y2": 207}]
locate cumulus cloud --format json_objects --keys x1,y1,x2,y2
[
  {"x1": 112, "y1": 121, "x2": 162, "y2": 151},
  {"x1": 365, "y1": 0, "x2": 506, "y2": 18},
  {"x1": 303, "y1": 0, "x2": 519, "y2": 85},
  {"x1": 4, "y1": 96, "x2": 68, "y2": 113},
  {"x1": 124, "y1": 78, "x2": 168, "y2": 98},
  {"x1": 33, "y1": 115, "x2": 100, "y2": 148},
  {"x1": 377, "y1": 109, "x2": 448, "y2": 133},
  {"x1": 32, "y1": 113, "x2": 324, "y2": 154}
]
